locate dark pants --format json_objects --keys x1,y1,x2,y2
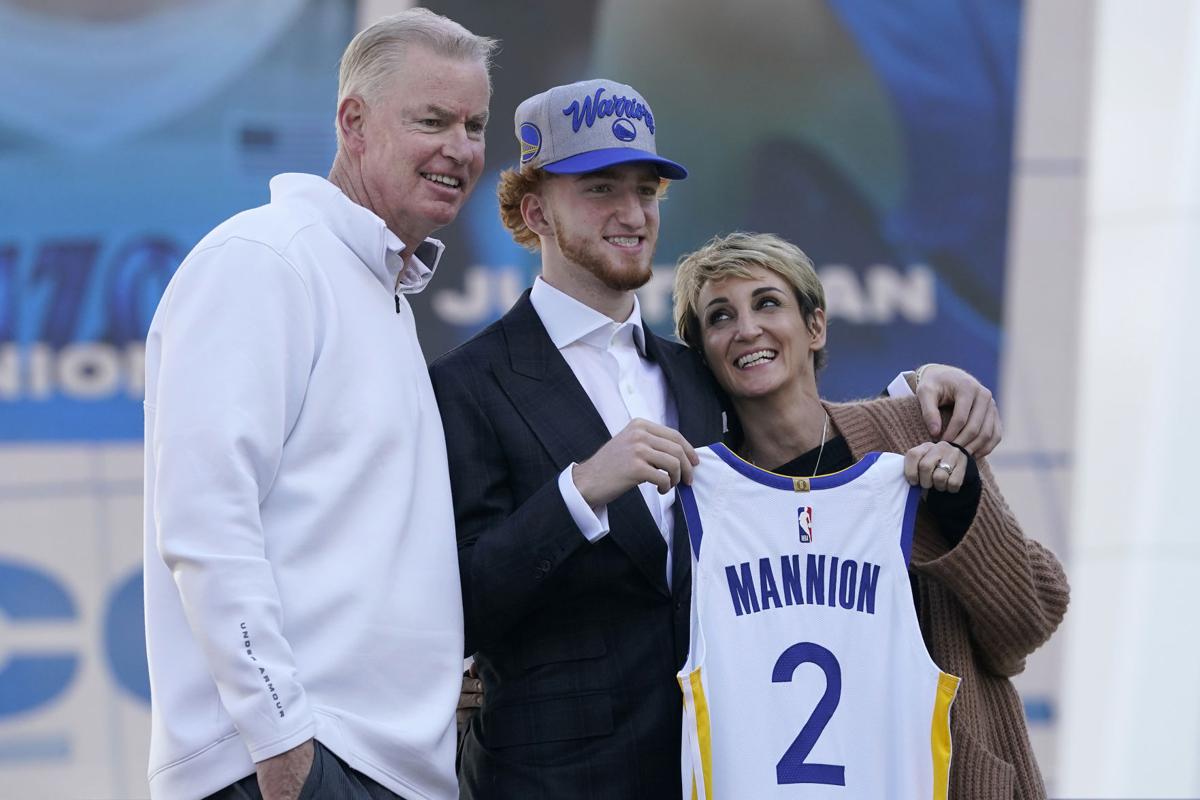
[{"x1": 204, "y1": 741, "x2": 405, "y2": 800}]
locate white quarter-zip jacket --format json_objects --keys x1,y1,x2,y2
[{"x1": 143, "y1": 173, "x2": 462, "y2": 800}]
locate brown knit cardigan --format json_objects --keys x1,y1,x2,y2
[{"x1": 825, "y1": 396, "x2": 1069, "y2": 800}]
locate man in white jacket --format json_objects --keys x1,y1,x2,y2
[{"x1": 142, "y1": 10, "x2": 494, "y2": 800}]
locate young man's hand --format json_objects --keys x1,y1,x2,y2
[
  {"x1": 573, "y1": 418, "x2": 699, "y2": 507},
  {"x1": 914, "y1": 364, "x2": 1002, "y2": 457}
]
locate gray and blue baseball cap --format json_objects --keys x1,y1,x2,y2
[{"x1": 514, "y1": 78, "x2": 687, "y2": 180}]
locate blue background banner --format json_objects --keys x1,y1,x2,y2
[
  {"x1": 0, "y1": 0, "x2": 352, "y2": 440},
  {"x1": 0, "y1": 0, "x2": 1020, "y2": 441}
]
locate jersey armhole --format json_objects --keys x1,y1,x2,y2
[
  {"x1": 678, "y1": 482, "x2": 704, "y2": 559},
  {"x1": 900, "y1": 484, "x2": 921, "y2": 565}
]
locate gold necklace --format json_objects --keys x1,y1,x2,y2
[{"x1": 745, "y1": 411, "x2": 829, "y2": 477}]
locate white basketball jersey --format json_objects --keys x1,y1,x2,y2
[{"x1": 677, "y1": 445, "x2": 959, "y2": 800}]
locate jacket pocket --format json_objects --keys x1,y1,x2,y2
[
  {"x1": 518, "y1": 629, "x2": 606, "y2": 669},
  {"x1": 483, "y1": 691, "x2": 613, "y2": 751},
  {"x1": 951, "y1": 729, "x2": 1017, "y2": 800}
]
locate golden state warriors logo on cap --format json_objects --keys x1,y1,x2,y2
[
  {"x1": 611, "y1": 118, "x2": 637, "y2": 142},
  {"x1": 519, "y1": 122, "x2": 541, "y2": 164}
]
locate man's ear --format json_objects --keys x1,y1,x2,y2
[
  {"x1": 337, "y1": 95, "x2": 368, "y2": 154},
  {"x1": 521, "y1": 191, "x2": 554, "y2": 239}
]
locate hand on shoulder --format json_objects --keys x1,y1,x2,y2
[{"x1": 913, "y1": 364, "x2": 1002, "y2": 457}]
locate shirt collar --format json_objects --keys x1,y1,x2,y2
[
  {"x1": 530, "y1": 276, "x2": 648, "y2": 355},
  {"x1": 268, "y1": 173, "x2": 444, "y2": 295},
  {"x1": 386, "y1": 237, "x2": 444, "y2": 295}
]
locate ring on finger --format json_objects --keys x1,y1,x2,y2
[{"x1": 934, "y1": 461, "x2": 954, "y2": 475}]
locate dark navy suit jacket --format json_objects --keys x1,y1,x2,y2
[{"x1": 430, "y1": 290, "x2": 724, "y2": 799}]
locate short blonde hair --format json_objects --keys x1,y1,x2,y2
[
  {"x1": 336, "y1": 9, "x2": 498, "y2": 142},
  {"x1": 673, "y1": 232, "x2": 828, "y2": 370},
  {"x1": 496, "y1": 167, "x2": 672, "y2": 251}
]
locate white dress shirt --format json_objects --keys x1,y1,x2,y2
[
  {"x1": 887, "y1": 371, "x2": 916, "y2": 399},
  {"x1": 529, "y1": 276, "x2": 680, "y2": 585}
]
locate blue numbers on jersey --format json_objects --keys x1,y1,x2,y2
[{"x1": 772, "y1": 642, "x2": 847, "y2": 786}]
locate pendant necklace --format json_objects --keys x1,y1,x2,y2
[{"x1": 746, "y1": 410, "x2": 829, "y2": 478}]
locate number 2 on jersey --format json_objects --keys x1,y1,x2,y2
[{"x1": 772, "y1": 641, "x2": 846, "y2": 786}]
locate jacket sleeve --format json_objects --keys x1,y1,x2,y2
[
  {"x1": 149, "y1": 238, "x2": 316, "y2": 761},
  {"x1": 911, "y1": 455, "x2": 1070, "y2": 678},
  {"x1": 429, "y1": 358, "x2": 587, "y2": 654}
]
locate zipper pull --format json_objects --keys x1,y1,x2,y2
[{"x1": 395, "y1": 294, "x2": 401, "y2": 314}]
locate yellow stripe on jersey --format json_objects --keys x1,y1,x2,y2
[
  {"x1": 930, "y1": 671, "x2": 961, "y2": 800},
  {"x1": 690, "y1": 669, "x2": 714, "y2": 800},
  {"x1": 678, "y1": 674, "x2": 703, "y2": 800}
]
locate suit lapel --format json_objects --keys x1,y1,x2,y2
[
  {"x1": 495, "y1": 294, "x2": 610, "y2": 465},
  {"x1": 494, "y1": 293, "x2": 669, "y2": 595},
  {"x1": 642, "y1": 331, "x2": 726, "y2": 597},
  {"x1": 644, "y1": 332, "x2": 722, "y2": 447}
]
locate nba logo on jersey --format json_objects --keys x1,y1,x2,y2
[{"x1": 797, "y1": 506, "x2": 813, "y2": 543}]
